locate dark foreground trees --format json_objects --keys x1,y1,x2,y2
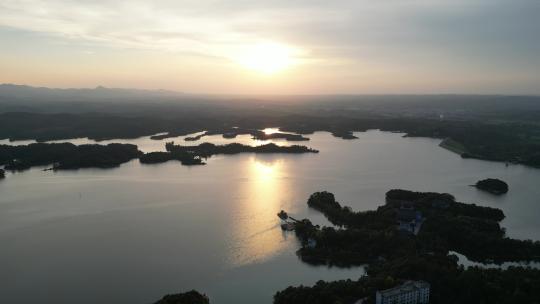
[
  {"x1": 274, "y1": 262, "x2": 540, "y2": 304},
  {"x1": 275, "y1": 190, "x2": 540, "y2": 304},
  {"x1": 153, "y1": 290, "x2": 209, "y2": 304},
  {"x1": 139, "y1": 151, "x2": 204, "y2": 166}
]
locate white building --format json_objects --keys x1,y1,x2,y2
[{"x1": 376, "y1": 280, "x2": 430, "y2": 304}]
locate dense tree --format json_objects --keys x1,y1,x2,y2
[
  {"x1": 140, "y1": 142, "x2": 318, "y2": 166},
  {"x1": 2, "y1": 109, "x2": 540, "y2": 168},
  {"x1": 180, "y1": 128, "x2": 310, "y2": 142},
  {"x1": 166, "y1": 142, "x2": 318, "y2": 157},
  {"x1": 275, "y1": 262, "x2": 540, "y2": 304},
  {"x1": 0, "y1": 143, "x2": 142, "y2": 171},
  {"x1": 139, "y1": 151, "x2": 204, "y2": 165},
  {"x1": 296, "y1": 190, "x2": 537, "y2": 267},
  {"x1": 475, "y1": 178, "x2": 509, "y2": 195},
  {"x1": 153, "y1": 290, "x2": 209, "y2": 304},
  {"x1": 276, "y1": 190, "x2": 540, "y2": 304}
]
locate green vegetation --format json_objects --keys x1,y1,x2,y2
[
  {"x1": 139, "y1": 151, "x2": 204, "y2": 166},
  {"x1": 0, "y1": 143, "x2": 142, "y2": 171},
  {"x1": 275, "y1": 190, "x2": 540, "y2": 304},
  {"x1": 386, "y1": 189, "x2": 504, "y2": 221},
  {"x1": 183, "y1": 133, "x2": 207, "y2": 141},
  {"x1": 153, "y1": 290, "x2": 209, "y2": 304},
  {"x1": 307, "y1": 191, "x2": 395, "y2": 230},
  {"x1": 176, "y1": 127, "x2": 310, "y2": 142},
  {"x1": 2, "y1": 109, "x2": 540, "y2": 169},
  {"x1": 439, "y1": 138, "x2": 468, "y2": 155},
  {"x1": 297, "y1": 190, "x2": 535, "y2": 266},
  {"x1": 331, "y1": 130, "x2": 358, "y2": 140},
  {"x1": 0, "y1": 141, "x2": 316, "y2": 171},
  {"x1": 275, "y1": 259, "x2": 540, "y2": 304},
  {"x1": 475, "y1": 178, "x2": 509, "y2": 195},
  {"x1": 275, "y1": 277, "x2": 384, "y2": 304},
  {"x1": 0, "y1": 168, "x2": 4, "y2": 178},
  {"x1": 165, "y1": 142, "x2": 318, "y2": 157},
  {"x1": 139, "y1": 142, "x2": 318, "y2": 166}
]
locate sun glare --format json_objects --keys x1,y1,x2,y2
[
  {"x1": 263, "y1": 128, "x2": 280, "y2": 135},
  {"x1": 238, "y1": 43, "x2": 295, "y2": 74},
  {"x1": 254, "y1": 161, "x2": 276, "y2": 179}
]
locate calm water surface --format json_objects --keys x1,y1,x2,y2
[{"x1": 1, "y1": 130, "x2": 539, "y2": 303}]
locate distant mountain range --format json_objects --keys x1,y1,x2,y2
[
  {"x1": 1, "y1": 84, "x2": 539, "y2": 122},
  {"x1": 0, "y1": 84, "x2": 222, "y2": 115},
  {"x1": 0, "y1": 84, "x2": 185, "y2": 102}
]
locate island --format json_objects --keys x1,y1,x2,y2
[
  {"x1": 139, "y1": 142, "x2": 318, "y2": 165},
  {"x1": 184, "y1": 133, "x2": 207, "y2": 141},
  {"x1": 3, "y1": 93, "x2": 540, "y2": 170},
  {"x1": 0, "y1": 143, "x2": 142, "y2": 171},
  {"x1": 139, "y1": 151, "x2": 204, "y2": 166},
  {"x1": 0, "y1": 141, "x2": 317, "y2": 171},
  {"x1": 183, "y1": 128, "x2": 311, "y2": 142},
  {"x1": 274, "y1": 190, "x2": 540, "y2": 304},
  {"x1": 331, "y1": 130, "x2": 358, "y2": 140},
  {"x1": 153, "y1": 128, "x2": 310, "y2": 142},
  {"x1": 474, "y1": 178, "x2": 509, "y2": 195},
  {"x1": 153, "y1": 290, "x2": 209, "y2": 304}
]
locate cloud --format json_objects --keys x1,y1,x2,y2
[
  {"x1": 1, "y1": 0, "x2": 539, "y2": 93},
  {"x1": 1, "y1": 1, "x2": 539, "y2": 61}
]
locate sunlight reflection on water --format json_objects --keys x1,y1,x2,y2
[{"x1": 227, "y1": 158, "x2": 293, "y2": 267}]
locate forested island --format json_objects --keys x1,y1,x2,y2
[
  {"x1": 272, "y1": 190, "x2": 540, "y2": 304},
  {"x1": 474, "y1": 178, "x2": 509, "y2": 195},
  {"x1": 139, "y1": 151, "x2": 204, "y2": 165},
  {"x1": 139, "y1": 142, "x2": 318, "y2": 165},
  {"x1": 156, "y1": 127, "x2": 310, "y2": 142},
  {"x1": 2, "y1": 101, "x2": 540, "y2": 169},
  {"x1": 0, "y1": 141, "x2": 318, "y2": 171},
  {"x1": 294, "y1": 189, "x2": 536, "y2": 266},
  {"x1": 0, "y1": 143, "x2": 142, "y2": 171}
]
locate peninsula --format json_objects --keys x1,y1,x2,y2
[
  {"x1": 0, "y1": 143, "x2": 142, "y2": 171},
  {"x1": 273, "y1": 190, "x2": 540, "y2": 304}
]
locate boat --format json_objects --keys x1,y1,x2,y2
[{"x1": 280, "y1": 222, "x2": 295, "y2": 231}]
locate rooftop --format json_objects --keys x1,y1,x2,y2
[{"x1": 378, "y1": 281, "x2": 430, "y2": 298}]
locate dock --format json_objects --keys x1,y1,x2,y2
[{"x1": 277, "y1": 210, "x2": 299, "y2": 231}]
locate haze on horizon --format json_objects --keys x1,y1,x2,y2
[{"x1": 1, "y1": 0, "x2": 539, "y2": 95}]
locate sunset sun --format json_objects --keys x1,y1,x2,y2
[{"x1": 237, "y1": 42, "x2": 295, "y2": 74}]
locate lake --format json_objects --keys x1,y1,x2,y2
[{"x1": 1, "y1": 130, "x2": 539, "y2": 304}]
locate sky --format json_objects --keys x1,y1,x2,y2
[{"x1": 1, "y1": 0, "x2": 539, "y2": 94}]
